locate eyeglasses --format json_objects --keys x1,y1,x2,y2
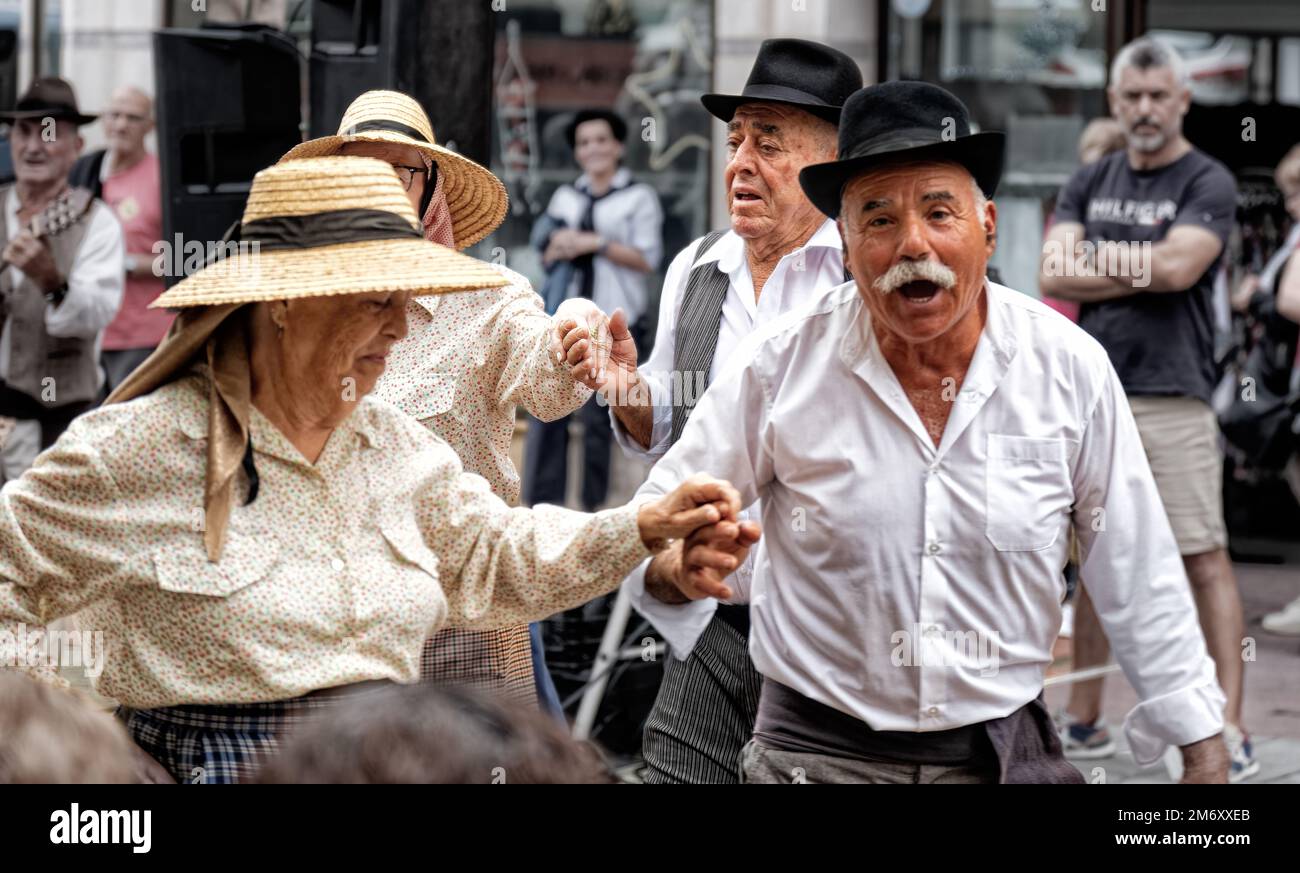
[{"x1": 392, "y1": 163, "x2": 431, "y2": 191}]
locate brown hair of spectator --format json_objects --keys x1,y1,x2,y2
[
  {"x1": 254, "y1": 684, "x2": 616, "y2": 784},
  {"x1": 0, "y1": 672, "x2": 137, "y2": 784}
]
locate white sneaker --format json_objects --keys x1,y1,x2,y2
[
  {"x1": 1224, "y1": 723, "x2": 1261, "y2": 783},
  {"x1": 1262, "y1": 596, "x2": 1300, "y2": 636},
  {"x1": 1055, "y1": 709, "x2": 1117, "y2": 759}
]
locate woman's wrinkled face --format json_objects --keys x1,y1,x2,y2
[
  {"x1": 339, "y1": 141, "x2": 428, "y2": 214},
  {"x1": 279, "y1": 291, "x2": 411, "y2": 423}
]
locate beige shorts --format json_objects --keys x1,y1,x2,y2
[{"x1": 1127, "y1": 396, "x2": 1228, "y2": 556}]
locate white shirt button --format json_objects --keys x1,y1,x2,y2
[
  {"x1": 927, "y1": 706, "x2": 940, "y2": 717},
  {"x1": 926, "y1": 541, "x2": 941, "y2": 555},
  {"x1": 330, "y1": 558, "x2": 345, "y2": 572}
]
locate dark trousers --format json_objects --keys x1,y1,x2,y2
[
  {"x1": 0, "y1": 382, "x2": 93, "y2": 449},
  {"x1": 641, "y1": 611, "x2": 762, "y2": 784},
  {"x1": 522, "y1": 393, "x2": 613, "y2": 511},
  {"x1": 101, "y1": 347, "x2": 155, "y2": 396}
]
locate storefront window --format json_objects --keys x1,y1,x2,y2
[{"x1": 489, "y1": 0, "x2": 714, "y2": 309}]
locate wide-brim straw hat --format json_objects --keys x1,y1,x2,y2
[
  {"x1": 279, "y1": 90, "x2": 507, "y2": 250},
  {"x1": 151, "y1": 156, "x2": 508, "y2": 309}
]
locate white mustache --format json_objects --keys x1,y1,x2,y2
[{"x1": 871, "y1": 259, "x2": 957, "y2": 294}]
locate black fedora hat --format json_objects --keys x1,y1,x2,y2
[
  {"x1": 700, "y1": 38, "x2": 862, "y2": 125},
  {"x1": 565, "y1": 108, "x2": 628, "y2": 150},
  {"x1": 799, "y1": 81, "x2": 1005, "y2": 219},
  {"x1": 0, "y1": 76, "x2": 98, "y2": 125}
]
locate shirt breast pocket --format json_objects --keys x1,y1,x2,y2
[
  {"x1": 398, "y1": 373, "x2": 458, "y2": 422},
  {"x1": 380, "y1": 518, "x2": 441, "y2": 581},
  {"x1": 153, "y1": 534, "x2": 282, "y2": 597},
  {"x1": 984, "y1": 434, "x2": 1073, "y2": 552}
]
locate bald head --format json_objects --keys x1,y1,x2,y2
[{"x1": 104, "y1": 86, "x2": 154, "y2": 159}]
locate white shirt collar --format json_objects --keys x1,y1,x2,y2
[
  {"x1": 713, "y1": 218, "x2": 841, "y2": 276},
  {"x1": 575, "y1": 166, "x2": 633, "y2": 195}
]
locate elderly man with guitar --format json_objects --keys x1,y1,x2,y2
[{"x1": 0, "y1": 77, "x2": 123, "y2": 481}]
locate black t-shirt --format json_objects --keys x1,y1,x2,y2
[{"x1": 1053, "y1": 147, "x2": 1236, "y2": 404}]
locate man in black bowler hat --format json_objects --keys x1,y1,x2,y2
[
  {"x1": 626, "y1": 79, "x2": 1230, "y2": 783},
  {"x1": 555, "y1": 38, "x2": 862, "y2": 783}
]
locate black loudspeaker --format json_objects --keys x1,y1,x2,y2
[
  {"x1": 309, "y1": 0, "x2": 492, "y2": 167},
  {"x1": 153, "y1": 25, "x2": 302, "y2": 286}
]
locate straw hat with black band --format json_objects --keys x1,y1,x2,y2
[
  {"x1": 108, "y1": 156, "x2": 508, "y2": 561},
  {"x1": 280, "y1": 90, "x2": 508, "y2": 250}
]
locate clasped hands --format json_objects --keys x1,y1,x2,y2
[{"x1": 634, "y1": 473, "x2": 761, "y2": 602}]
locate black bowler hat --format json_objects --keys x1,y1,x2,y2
[
  {"x1": 700, "y1": 38, "x2": 862, "y2": 125},
  {"x1": 0, "y1": 76, "x2": 97, "y2": 125},
  {"x1": 799, "y1": 81, "x2": 1005, "y2": 219},
  {"x1": 565, "y1": 108, "x2": 628, "y2": 150}
]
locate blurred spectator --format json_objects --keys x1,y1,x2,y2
[
  {"x1": 253, "y1": 684, "x2": 615, "y2": 784},
  {"x1": 1040, "y1": 37, "x2": 1254, "y2": 780},
  {"x1": 71, "y1": 86, "x2": 171, "y2": 393},
  {"x1": 0, "y1": 77, "x2": 123, "y2": 483},
  {"x1": 523, "y1": 108, "x2": 662, "y2": 512},
  {"x1": 1040, "y1": 118, "x2": 1125, "y2": 322},
  {"x1": 1259, "y1": 144, "x2": 1300, "y2": 637},
  {"x1": 0, "y1": 672, "x2": 137, "y2": 784}
]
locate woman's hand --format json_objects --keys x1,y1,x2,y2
[
  {"x1": 552, "y1": 298, "x2": 612, "y2": 385},
  {"x1": 635, "y1": 474, "x2": 743, "y2": 550}
]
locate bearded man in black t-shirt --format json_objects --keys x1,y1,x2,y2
[{"x1": 1039, "y1": 36, "x2": 1255, "y2": 782}]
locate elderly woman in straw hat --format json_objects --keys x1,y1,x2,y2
[
  {"x1": 0, "y1": 156, "x2": 756, "y2": 783},
  {"x1": 280, "y1": 90, "x2": 613, "y2": 706}
]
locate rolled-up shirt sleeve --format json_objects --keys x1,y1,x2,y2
[
  {"x1": 45, "y1": 204, "x2": 124, "y2": 339},
  {"x1": 625, "y1": 339, "x2": 772, "y2": 656},
  {"x1": 415, "y1": 444, "x2": 652, "y2": 630},
  {"x1": 1070, "y1": 366, "x2": 1225, "y2": 765}
]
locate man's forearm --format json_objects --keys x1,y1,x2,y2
[
  {"x1": 610, "y1": 370, "x2": 656, "y2": 450},
  {"x1": 1041, "y1": 272, "x2": 1137, "y2": 303}
]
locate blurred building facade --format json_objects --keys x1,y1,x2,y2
[{"x1": 2, "y1": 0, "x2": 1297, "y2": 302}]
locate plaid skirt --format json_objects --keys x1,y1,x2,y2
[{"x1": 118, "y1": 683, "x2": 394, "y2": 784}]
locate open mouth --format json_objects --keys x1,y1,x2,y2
[
  {"x1": 732, "y1": 190, "x2": 762, "y2": 203},
  {"x1": 897, "y1": 280, "x2": 941, "y2": 304}
]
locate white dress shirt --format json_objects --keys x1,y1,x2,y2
[
  {"x1": 0, "y1": 188, "x2": 125, "y2": 385},
  {"x1": 544, "y1": 167, "x2": 663, "y2": 325},
  {"x1": 636, "y1": 280, "x2": 1225, "y2": 765},
  {"x1": 613, "y1": 220, "x2": 845, "y2": 656}
]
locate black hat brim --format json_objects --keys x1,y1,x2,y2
[
  {"x1": 0, "y1": 108, "x2": 98, "y2": 125},
  {"x1": 799, "y1": 132, "x2": 1006, "y2": 219},
  {"x1": 700, "y1": 92, "x2": 842, "y2": 125}
]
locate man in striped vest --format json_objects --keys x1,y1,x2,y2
[{"x1": 556, "y1": 39, "x2": 861, "y2": 782}]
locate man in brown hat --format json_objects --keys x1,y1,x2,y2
[{"x1": 0, "y1": 77, "x2": 123, "y2": 481}]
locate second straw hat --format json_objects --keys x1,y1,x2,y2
[
  {"x1": 280, "y1": 90, "x2": 508, "y2": 250},
  {"x1": 151, "y1": 156, "x2": 508, "y2": 309}
]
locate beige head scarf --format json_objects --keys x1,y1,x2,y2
[{"x1": 105, "y1": 304, "x2": 252, "y2": 561}]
